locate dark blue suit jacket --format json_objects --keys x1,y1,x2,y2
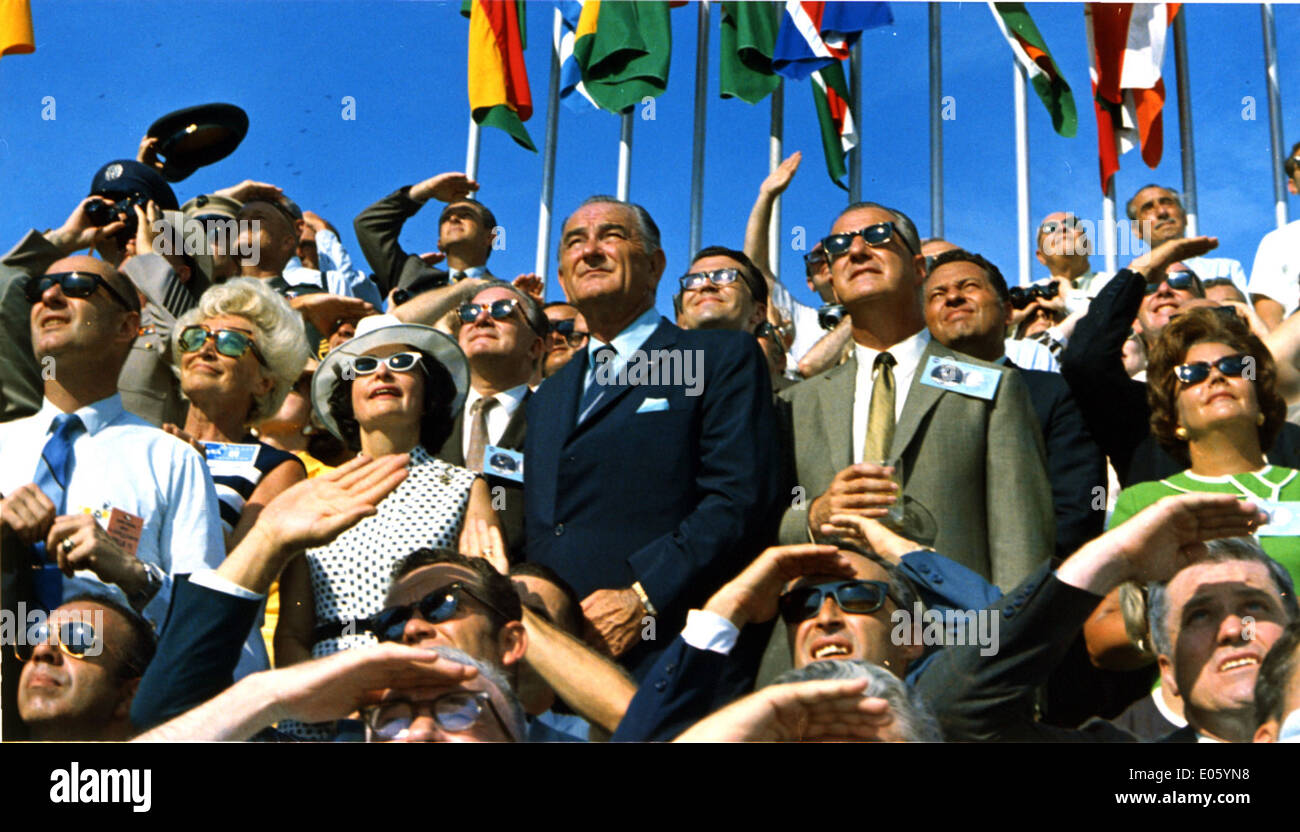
[
  {"x1": 1015, "y1": 365, "x2": 1107, "y2": 558},
  {"x1": 524, "y1": 319, "x2": 784, "y2": 678},
  {"x1": 130, "y1": 576, "x2": 261, "y2": 732},
  {"x1": 613, "y1": 550, "x2": 1002, "y2": 741}
]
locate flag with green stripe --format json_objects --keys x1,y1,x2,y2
[
  {"x1": 989, "y1": 2, "x2": 1077, "y2": 137},
  {"x1": 811, "y1": 61, "x2": 856, "y2": 190}
]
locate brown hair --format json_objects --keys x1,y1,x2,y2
[{"x1": 1146, "y1": 306, "x2": 1286, "y2": 463}]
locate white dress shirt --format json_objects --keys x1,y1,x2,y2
[
  {"x1": 461, "y1": 383, "x2": 529, "y2": 459},
  {"x1": 1247, "y1": 220, "x2": 1300, "y2": 317},
  {"x1": 0, "y1": 394, "x2": 225, "y2": 629},
  {"x1": 852, "y1": 328, "x2": 931, "y2": 462}
]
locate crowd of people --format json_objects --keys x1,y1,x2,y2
[{"x1": 2, "y1": 135, "x2": 1300, "y2": 744}]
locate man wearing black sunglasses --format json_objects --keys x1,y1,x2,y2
[
  {"x1": 16, "y1": 596, "x2": 156, "y2": 741},
  {"x1": 778, "y1": 202, "x2": 1052, "y2": 594},
  {"x1": 538, "y1": 302, "x2": 589, "y2": 380}
]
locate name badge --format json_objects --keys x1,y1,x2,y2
[
  {"x1": 483, "y1": 445, "x2": 524, "y2": 483},
  {"x1": 78, "y1": 502, "x2": 144, "y2": 556},
  {"x1": 920, "y1": 356, "x2": 1002, "y2": 401},
  {"x1": 204, "y1": 442, "x2": 261, "y2": 479},
  {"x1": 1254, "y1": 500, "x2": 1300, "y2": 536}
]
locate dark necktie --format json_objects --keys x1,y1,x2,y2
[
  {"x1": 465, "y1": 397, "x2": 497, "y2": 472},
  {"x1": 577, "y1": 345, "x2": 617, "y2": 424},
  {"x1": 863, "y1": 352, "x2": 896, "y2": 462},
  {"x1": 31, "y1": 413, "x2": 86, "y2": 611}
]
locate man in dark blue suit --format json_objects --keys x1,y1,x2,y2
[{"x1": 525, "y1": 196, "x2": 784, "y2": 680}]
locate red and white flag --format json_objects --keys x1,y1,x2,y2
[{"x1": 1086, "y1": 3, "x2": 1179, "y2": 194}]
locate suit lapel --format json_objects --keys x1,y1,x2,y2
[
  {"x1": 499, "y1": 390, "x2": 530, "y2": 449},
  {"x1": 890, "y1": 338, "x2": 947, "y2": 458},
  {"x1": 818, "y1": 358, "x2": 856, "y2": 470},
  {"x1": 439, "y1": 406, "x2": 467, "y2": 466}
]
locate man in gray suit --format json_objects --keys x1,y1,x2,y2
[{"x1": 778, "y1": 202, "x2": 1053, "y2": 592}]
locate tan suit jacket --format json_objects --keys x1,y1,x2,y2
[{"x1": 778, "y1": 336, "x2": 1054, "y2": 591}]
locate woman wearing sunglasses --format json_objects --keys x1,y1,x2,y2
[
  {"x1": 274, "y1": 314, "x2": 499, "y2": 738},
  {"x1": 170, "y1": 280, "x2": 312, "y2": 543}
]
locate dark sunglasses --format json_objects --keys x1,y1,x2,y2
[
  {"x1": 1008, "y1": 282, "x2": 1061, "y2": 309},
  {"x1": 350, "y1": 351, "x2": 423, "y2": 376},
  {"x1": 364, "y1": 691, "x2": 512, "y2": 741},
  {"x1": 1144, "y1": 272, "x2": 1198, "y2": 295},
  {"x1": 754, "y1": 321, "x2": 780, "y2": 340},
  {"x1": 550, "y1": 318, "x2": 588, "y2": 346},
  {"x1": 779, "y1": 580, "x2": 892, "y2": 624},
  {"x1": 178, "y1": 325, "x2": 268, "y2": 366},
  {"x1": 25, "y1": 271, "x2": 135, "y2": 312},
  {"x1": 370, "y1": 582, "x2": 510, "y2": 643},
  {"x1": 679, "y1": 268, "x2": 745, "y2": 292},
  {"x1": 822, "y1": 222, "x2": 915, "y2": 260},
  {"x1": 458, "y1": 298, "x2": 526, "y2": 326},
  {"x1": 1174, "y1": 353, "x2": 1252, "y2": 386},
  {"x1": 803, "y1": 250, "x2": 827, "y2": 272},
  {"x1": 14, "y1": 620, "x2": 100, "y2": 663}
]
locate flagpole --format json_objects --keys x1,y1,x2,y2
[
  {"x1": 535, "y1": 6, "x2": 563, "y2": 291},
  {"x1": 1103, "y1": 179, "x2": 1118, "y2": 275},
  {"x1": 1262, "y1": 2, "x2": 1288, "y2": 228},
  {"x1": 929, "y1": 2, "x2": 943, "y2": 238},
  {"x1": 1013, "y1": 61, "x2": 1030, "y2": 286},
  {"x1": 466, "y1": 119, "x2": 481, "y2": 182},
  {"x1": 848, "y1": 41, "x2": 862, "y2": 203},
  {"x1": 769, "y1": 80, "x2": 784, "y2": 273},
  {"x1": 1172, "y1": 9, "x2": 1198, "y2": 236},
  {"x1": 617, "y1": 112, "x2": 633, "y2": 201},
  {"x1": 689, "y1": 0, "x2": 710, "y2": 258}
]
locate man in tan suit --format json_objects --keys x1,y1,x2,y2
[{"x1": 778, "y1": 202, "x2": 1053, "y2": 592}]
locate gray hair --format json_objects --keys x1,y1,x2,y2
[
  {"x1": 565, "y1": 195, "x2": 661, "y2": 256},
  {"x1": 1147, "y1": 537, "x2": 1299, "y2": 658},
  {"x1": 174, "y1": 277, "x2": 311, "y2": 425},
  {"x1": 834, "y1": 202, "x2": 922, "y2": 257},
  {"x1": 1125, "y1": 184, "x2": 1184, "y2": 221},
  {"x1": 426, "y1": 645, "x2": 529, "y2": 742},
  {"x1": 771, "y1": 659, "x2": 943, "y2": 742}
]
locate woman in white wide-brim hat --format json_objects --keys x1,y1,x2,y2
[{"x1": 274, "y1": 314, "x2": 502, "y2": 737}]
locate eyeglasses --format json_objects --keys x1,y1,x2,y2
[
  {"x1": 1008, "y1": 282, "x2": 1061, "y2": 310},
  {"x1": 679, "y1": 268, "x2": 745, "y2": 292},
  {"x1": 14, "y1": 619, "x2": 100, "y2": 663},
  {"x1": 778, "y1": 580, "x2": 892, "y2": 624},
  {"x1": 178, "y1": 325, "x2": 268, "y2": 366},
  {"x1": 1174, "y1": 353, "x2": 1252, "y2": 386},
  {"x1": 364, "y1": 691, "x2": 513, "y2": 741},
  {"x1": 25, "y1": 271, "x2": 136, "y2": 312},
  {"x1": 1144, "y1": 272, "x2": 1198, "y2": 295},
  {"x1": 549, "y1": 318, "x2": 588, "y2": 347},
  {"x1": 350, "y1": 351, "x2": 423, "y2": 376},
  {"x1": 370, "y1": 582, "x2": 511, "y2": 643},
  {"x1": 803, "y1": 250, "x2": 827, "y2": 272},
  {"x1": 1038, "y1": 216, "x2": 1081, "y2": 236},
  {"x1": 821, "y1": 222, "x2": 915, "y2": 260},
  {"x1": 754, "y1": 321, "x2": 780, "y2": 340},
  {"x1": 458, "y1": 298, "x2": 539, "y2": 335}
]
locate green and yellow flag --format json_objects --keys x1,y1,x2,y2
[
  {"x1": 572, "y1": 1, "x2": 673, "y2": 114},
  {"x1": 465, "y1": 0, "x2": 535, "y2": 150},
  {"x1": 719, "y1": 1, "x2": 780, "y2": 104}
]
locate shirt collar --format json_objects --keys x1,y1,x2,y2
[
  {"x1": 451, "y1": 266, "x2": 488, "y2": 281},
  {"x1": 38, "y1": 394, "x2": 124, "y2": 437},
  {"x1": 587, "y1": 306, "x2": 661, "y2": 364},
  {"x1": 852, "y1": 328, "x2": 930, "y2": 375},
  {"x1": 465, "y1": 383, "x2": 529, "y2": 416}
]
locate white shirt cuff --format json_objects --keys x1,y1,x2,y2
[
  {"x1": 188, "y1": 570, "x2": 265, "y2": 601},
  {"x1": 681, "y1": 609, "x2": 740, "y2": 655}
]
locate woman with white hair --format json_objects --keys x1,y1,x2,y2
[{"x1": 167, "y1": 278, "x2": 312, "y2": 547}]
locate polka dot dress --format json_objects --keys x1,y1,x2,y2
[{"x1": 282, "y1": 445, "x2": 476, "y2": 740}]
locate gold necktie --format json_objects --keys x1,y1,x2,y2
[
  {"x1": 466, "y1": 397, "x2": 497, "y2": 472},
  {"x1": 863, "y1": 352, "x2": 896, "y2": 461}
]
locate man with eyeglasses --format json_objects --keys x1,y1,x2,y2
[
  {"x1": 777, "y1": 201, "x2": 1052, "y2": 595},
  {"x1": 435, "y1": 283, "x2": 544, "y2": 559},
  {"x1": 0, "y1": 255, "x2": 225, "y2": 644},
  {"x1": 1247, "y1": 140, "x2": 1300, "y2": 331},
  {"x1": 537, "y1": 302, "x2": 589, "y2": 382},
  {"x1": 15, "y1": 595, "x2": 157, "y2": 741}
]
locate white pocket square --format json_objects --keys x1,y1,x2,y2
[{"x1": 636, "y1": 397, "x2": 669, "y2": 413}]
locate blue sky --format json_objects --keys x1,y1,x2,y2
[{"x1": 0, "y1": 0, "x2": 1295, "y2": 316}]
